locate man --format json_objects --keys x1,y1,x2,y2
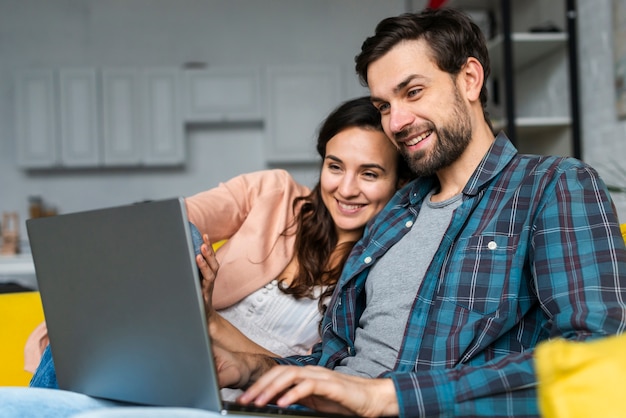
[{"x1": 218, "y1": 8, "x2": 626, "y2": 417}]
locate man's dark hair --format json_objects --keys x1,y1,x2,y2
[{"x1": 355, "y1": 8, "x2": 492, "y2": 126}]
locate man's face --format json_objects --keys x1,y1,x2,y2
[{"x1": 368, "y1": 39, "x2": 472, "y2": 177}]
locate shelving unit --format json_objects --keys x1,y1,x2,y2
[{"x1": 441, "y1": 0, "x2": 582, "y2": 158}]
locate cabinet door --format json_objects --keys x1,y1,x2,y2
[
  {"x1": 101, "y1": 68, "x2": 142, "y2": 166},
  {"x1": 183, "y1": 68, "x2": 262, "y2": 123},
  {"x1": 265, "y1": 66, "x2": 341, "y2": 163},
  {"x1": 58, "y1": 68, "x2": 100, "y2": 166},
  {"x1": 15, "y1": 70, "x2": 59, "y2": 168},
  {"x1": 142, "y1": 68, "x2": 184, "y2": 166}
]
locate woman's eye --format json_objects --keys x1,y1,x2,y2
[
  {"x1": 328, "y1": 163, "x2": 341, "y2": 171},
  {"x1": 363, "y1": 172, "x2": 379, "y2": 179}
]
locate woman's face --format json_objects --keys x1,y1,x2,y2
[{"x1": 320, "y1": 126, "x2": 400, "y2": 243}]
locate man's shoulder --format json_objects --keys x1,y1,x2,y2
[{"x1": 509, "y1": 153, "x2": 595, "y2": 178}]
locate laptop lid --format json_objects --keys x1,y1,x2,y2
[{"x1": 27, "y1": 198, "x2": 223, "y2": 410}]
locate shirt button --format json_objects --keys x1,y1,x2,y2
[
  {"x1": 405, "y1": 220, "x2": 413, "y2": 228},
  {"x1": 487, "y1": 241, "x2": 498, "y2": 250},
  {"x1": 364, "y1": 256, "x2": 372, "y2": 264}
]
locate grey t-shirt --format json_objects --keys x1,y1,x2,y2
[{"x1": 335, "y1": 190, "x2": 462, "y2": 378}]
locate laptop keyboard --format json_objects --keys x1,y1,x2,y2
[{"x1": 223, "y1": 400, "x2": 348, "y2": 417}]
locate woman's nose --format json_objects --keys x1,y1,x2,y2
[{"x1": 337, "y1": 175, "x2": 359, "y2": 197}]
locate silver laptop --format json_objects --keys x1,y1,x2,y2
[{"x1": 27, "y1": 198, "x2": 331, "y2": 417}]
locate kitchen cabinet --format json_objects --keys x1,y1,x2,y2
[
  {"x1": 16, "y1": 67, "x2": 185, "y2": 169},
  {"x1": 265, "y1": 66, "x2": 342, "y2": 163},
  {"x1": 15, "y1": 69, "x2": 59, "y2": 168},
  {"x1": 16, "y1": 68, "x2": 100, "y2": 168},
  {"x1": 101, "y1": 68, "x2": 142, "y2": 165},
  {"x1": 101, "y1": 67, "x2": 184, "y2": 166},
  {"x1": 444, "y1": 0, "x2": 581, "y2": 158},
  {"x1": 183, "y1": 67, "x2": 262, "y2": 123},
  {"x1": 141, "y1": 68, "x2": 184, "y2": 166},
  {"x1": 58, "y1": 68, "x2": 100, "y2": 166}
]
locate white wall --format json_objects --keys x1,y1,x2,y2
[
  {"x1": 0, "y1": 0, "x2": 406, "y2": 249},
  {"x1": 577, "y1": 0, "x2": 626, "y2": 221}
]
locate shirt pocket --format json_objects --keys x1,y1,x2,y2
[{"x1": 440, "y1": 234, "x2": 520, "y2": 315}]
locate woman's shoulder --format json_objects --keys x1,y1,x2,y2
[{"x1": 233, "y1": 169, "x2": 310, "y2": 195}]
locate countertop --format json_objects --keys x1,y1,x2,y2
[{"x1": 0, "y1": 253, "x2": 38, "y2": 290}]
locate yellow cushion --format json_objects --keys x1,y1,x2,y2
[
  {"x1": 0, "y1": 291, "x2": 44, "y2": 386},
  {"x1": 621, "y1": 223, "x2": 626, "y2": 244},
  {"x1": 536, "y1": 333, "x2": 626, "y2": 418}
]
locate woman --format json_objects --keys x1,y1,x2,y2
[{"x1": 24, "y1": 96, "x2": 412, "y2": 397}]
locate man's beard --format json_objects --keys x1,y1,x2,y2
[{"x1": 397, "y1": 89, "x2": 472, "y2": 178}]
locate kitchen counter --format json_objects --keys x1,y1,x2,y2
[{"x1": 0, "y1": 253, "x2": 37, "y2": 290}]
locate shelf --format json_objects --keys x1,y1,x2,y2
[
  {"x1": 488, "y1": 32, "x2": 568, "y2": 75},
  {"x1": 492, "y1": 116, "x2": 571, "y2": 133}
]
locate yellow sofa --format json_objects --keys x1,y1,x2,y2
[{"x1": 0, "y1": 291, "x2": 45, "y2": 386}]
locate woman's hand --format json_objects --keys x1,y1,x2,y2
[
  {"x1": 238, "y1": 365, "x2": 399, "y2": 417},
  {"x1": 196, "y1": 233, "x2": 220, "y2": 321}
]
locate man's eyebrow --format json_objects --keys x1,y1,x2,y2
[{"x1": 370, "y1": 74, "x2": 424, "y2": 103}]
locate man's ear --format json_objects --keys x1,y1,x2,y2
[{"x1": 460, "y1": 57, "x2": 484, "y2": 102}]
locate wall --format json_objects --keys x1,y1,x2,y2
[
  {"x1": 0, "y1": 0, "x2": 406, "y2": 250},
  {"x1": 577, "y1": 0, "x2": 626, "y2": 221}
]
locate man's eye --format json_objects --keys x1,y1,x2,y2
[{"x1": 408, "y1": 88, "x2": 422, "y2": 98}]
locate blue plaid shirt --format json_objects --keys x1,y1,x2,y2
[{"x1": 276, "y1": 134, "x2": 626, "y2": 417}]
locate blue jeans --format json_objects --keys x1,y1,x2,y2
[{"x1": 30, "y1": 222, "x2": 205, "y2": 389}]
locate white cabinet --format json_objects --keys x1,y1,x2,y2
[
  {"x1": 101, "y1": 68, "x2": 142, "y2": 165},
  {"x1": 58, "y1": 68, "x2": 100, "y2": 167},
  {"x1": 183, "y1": 67, "x2": 262, "y2": 123},
  {"x1": 265, "y1": 66, "x2": 342, "y2": 163},
  {"x1": 15, "y1": 69, "x2": 59, "y2": 168},
  {"x1": 16, "y1": 68, "x2": 100, "y2": 168},
  {"x1": 141, "y1": 68, "x2": 184, "y2": 166},
  {"x1": 16, "y1": 67, "x2": 185, "y2": 169},
  {"x1": 101, "y1": 68, "x2": 184, "y2": 166}
]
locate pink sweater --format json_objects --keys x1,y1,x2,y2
[{"x1": 185, "y1": 169, "x2": 310, "y2": 309}]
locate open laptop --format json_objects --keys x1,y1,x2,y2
[{"x1": 26, "y1": 198, "x2": 335, "y2": 417}]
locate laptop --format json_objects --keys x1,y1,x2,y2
[{"x1": 26, "y1": 198, "x2": 334, "y2": 417}]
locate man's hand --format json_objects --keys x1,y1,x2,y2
[{"x1": 237, "y1": 365, "x2": 399, "y2": 417}]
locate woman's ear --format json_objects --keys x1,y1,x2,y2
[{"x1": 460, "y1": 57, "x2": 484, "y2": 102}]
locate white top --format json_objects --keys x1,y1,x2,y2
[{"x1": 218, "y1": 279, "x2": 325, "y2": 357}]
